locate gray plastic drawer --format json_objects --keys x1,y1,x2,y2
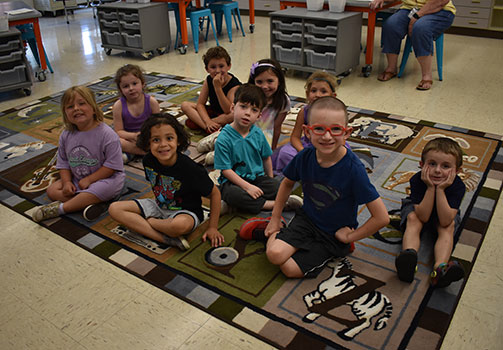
[
  {"x1": 100, "y1": 10, "x2": 118, "y2": 20},
  {"x1": 272, "y1": 30, "x2": 302, "y2": 43},
  {"x1": 272, "y1": 19, "x2": 302, "y2": 32},
  {"x1": 305, "y1": 33, "x2": 337, "y2": 46},
  {"x1": 100, "y1": 19, "x2": 119, "y2": 29},
  {"x1": 0, "y1": 64, "x2": 28, "y2": 86},
  {"x1": 102, "y1": 31, "x2": 123, "y2": 46},
  {"x1": 122, "y1": 33, "x2": 142, "y2": 48},
  {"x1": 272, "y1": 43, "x2": 302, "y2": 65},
  {"x1": 0, "y1": 50, "x2": 23, "y2": 64},
  {"x1": 120, "y1": 21, "x2": 140, "y2": 31},
  {"x1": 305, "y1": 23, "x2": 338, "y2": 36},
  {"x1": 305, "y1": 46, "x2": 336, "y2": 69},
  {"x1": 0, "y1": 40, "x2": 20, "y2": 52},
  {"x1": 120, "y1": 12, "x2": 140, "y2": 21}
]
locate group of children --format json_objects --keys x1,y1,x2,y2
[{"x1": 31, "y1": 46, "x2": 466, "y2": 288}]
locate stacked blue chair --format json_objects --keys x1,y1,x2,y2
[
  {"x1": 398, "y1": 33, "x2": 444, "y2": 81},
  {"x1": 169, "y1": 3, "x2": 219, "y2": 53},
  {"x1": 16, "y1": 24, "x2": 54, "y2": 74},
  {"x1": 207, "y1": 1, "x2": 245, "y2": 42}
]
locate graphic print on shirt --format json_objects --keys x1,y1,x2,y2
[
  {"x1": 68, "y1": 145, "x2": 98, "y2": 178},
  {"x1": 145, "y1": 167, "x2": 182, "y2": 209},
  {"x1": 304, "y1": 181, "x2": 340, "y2": 210}
]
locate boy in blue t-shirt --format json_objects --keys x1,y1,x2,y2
[
  {"x1": 397, "y1": 137, "x2": 466, "y2": 288},
  {"x1": 214, "y1": 84, "x2": 301, "y2": 214},
  {"x1": 265, "y1": 96, "x2": 389, "y2": 278}
]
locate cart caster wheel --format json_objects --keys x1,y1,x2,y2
[
  {"x1": 141, "y1": 51, "x2": 153, "y2": 60},
  {"x1": 362, "y1": 65, "x2": 372, "y2": 78},
  {"x1": 37, "y1": 71, "x2": 47, "y2": 82},
  {"x1": 157, "y1": 47, "x2": 166, "y2": 55},
  {"x1": 178, "y1": 45, "x2": 187, "y2": 55},
  {"x1": 249, "y1": 24, "x2": 255, "y2": 33},
  {"x1": 105, "y1": 48, "x2": 112, "y2": 56},
  {"x1": 24, "y1": 88, "x2": 31, "y2": 96}
]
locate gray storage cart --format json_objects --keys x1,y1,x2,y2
[
  {"x1": 96, "y1": 2, "x2": 171, "y2": 59},
  {"x1": 0, "y1": 28, "x2": 33, "y2": 96},
  {"x1": 270, "y1": 8, "x2": 362, "y2": 76}
]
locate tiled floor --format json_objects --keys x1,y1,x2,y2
[{"x1": 0, "y1": 7, "x2": 502, "y2": 349}]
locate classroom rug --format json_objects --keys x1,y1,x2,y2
[{"x1": 0, "y1": 73, "x2": 502, "y2": 350}]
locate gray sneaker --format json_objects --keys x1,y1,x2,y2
[
  {"x1": 196, "y1": 131, "x2": 220, "y2": 153},
  {"x1": 32, "y1": 201, "x2": 61, "y2": 222},
  {"x1": 162, "y1": 236, "x2": 190, "y2": 251},
  {"x1": 285, "y1": 195, "x2": 303, "y2": 211}
]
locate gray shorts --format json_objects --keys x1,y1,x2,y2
[
  {"x1": 134, "y1": 198, "x2": 200, "y2": 233},
  {"x1": 400, "y1": 197, "x2": 461, "y2": 235},
  {"x1": 276, "y1": 209, "x2": 350, "y2": 278}
]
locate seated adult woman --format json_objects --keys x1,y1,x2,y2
[{"x1": 370, "y1": 0, "x2": 455, "y2": 91}]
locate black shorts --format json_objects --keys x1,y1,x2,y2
[
  {"x1": 400, "y1": 197, "x2": 462, "y2": 235},
  {"x1": 276, "y1": 209, "x2": 350, "y2": 278}
]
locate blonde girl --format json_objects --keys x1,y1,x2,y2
[
  {"x1": 273, "y1": 71, "x2": 338, "y2": 174},
  {"x1": 32, "y1": 86, "x2": 125, "y2": 222}
]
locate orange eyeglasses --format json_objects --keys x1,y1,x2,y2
[{"x1": 306, "y1": 124, "x2": 348, "y2": 136}]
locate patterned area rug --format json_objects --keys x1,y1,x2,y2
[{"x1": 1, "y1": 73, "x2": 502, "y2": 350}]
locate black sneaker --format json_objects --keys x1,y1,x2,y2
[
  {"x1": 83, "y1": 202, "x2": 109, "y2": 221},
  {"x1": 395, "y1": 249, "x2": 418, "y2": 283},
  {"x1": 161, "y1": 236, "x2": 190, "y2": 251},
  {"x1": 431, "y1": 261, "x2": 465, "y2": 288}
]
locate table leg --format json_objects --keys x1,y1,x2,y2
[
  {"x1": 178, "y1": 0, "x2": 189, "y2": 53},
  {"x1": 32, "y1": 18, "x2": 47, "y2": 71},
  {"x1": 365, "y1": 12, "x2": 376, "y2": 66},
  {"x1": 249, "y1": 0, "x2": 255, "y2": 33}
]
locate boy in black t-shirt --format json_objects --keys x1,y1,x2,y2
[
  {"x1": 397, "y1": 137, "x2": 466, "y2": 287},
  {"x1": 109, "y1": 114, "x2": 225, "y2": 250}
]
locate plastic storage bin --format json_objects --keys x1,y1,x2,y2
[
  {"x1": 103, "y1": 31, "x2": 123, "y2": 46},
  {"x1": 305, "y1": 22, "x2": 338, "y2": 36},
  {"x1": 272, "y1": 42, "x2": 302, "y2": 65},
  {"x1": 100, "y1": 11, "x2": 118, "y2": 20},
  {"x1": 272, "y1": 19, "x2": 302, "y2": 32},
  {"x1": 123, "y1": 33, "x2": 142, "y2": 48},
  {"x1": 120, "y1": 21, "x2": 140, "y2": 31},
  {"x1": 305, "y1": 46, "x2": 336, "y2": 69},
  {"x1": 305, "y1": 33, "x2": 337, "y2": 46},
  {"x1": 0, "y1": 50, "x2": 23, "y2": 64},
  {"x1": 0, "y1": 64, "x2": 27, "y2": 86},
  {"x1": 100, "y1": 19, "x2": 119, "y2": 29},
  {"x1": 0, "y1": 40, "x2": 20, "y2": 52},
  {"x1": 272, "y1": 30, "x2": 302, "y2": 43},
  {"x1": 120, "y1": 12, "x2": 140, "y2": 21}
]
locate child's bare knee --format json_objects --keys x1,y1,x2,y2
[
  {"x1": 407, "y1": 211, "x2": 420, "y2": 223},
  {"x1": 266, "y1": 245, "x2": 286, "y2": 265}
]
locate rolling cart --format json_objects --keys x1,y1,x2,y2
[{"x1": 0, "y1": 27, "x2": 33, "y2": 96}]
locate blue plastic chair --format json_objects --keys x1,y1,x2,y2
[
  {"x1": 207, "y1": 1, "x2": 245, "y2": 42},
  {"x1": 398, "y1": 33, "x2": 444, "y2": 81},
  {"x1": 15, "y1": 24, "x2": 54, "y2": 74},
  {"x1": 169, "y1": 3, "x2": 219, "y2": 53}
]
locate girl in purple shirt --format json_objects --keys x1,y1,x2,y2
[
  {"x1": 32, "y1": 86, "x2": 125, "y2": 222},
  {"x1": 112, "y1": 64, "x2": 160, "y2": 162}
]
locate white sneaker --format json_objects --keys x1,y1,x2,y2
[
  {"x1": 220, "y1": 200, "x2": 234, "y2": 216},
  {"x1": 285, "y1": 195, "x2": 303, "y2": 211},
  {"x1": 196, "y1": 131, "x2": 220, "y2": 153},
  {"x1": 205, "y1": 151, "x2": 215, "y2": 165}
]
